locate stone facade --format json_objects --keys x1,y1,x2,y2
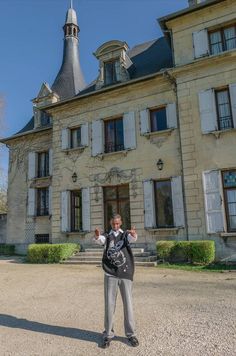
[{"x1": 2, "y1": 0, "x2": 236, "y2": 261}]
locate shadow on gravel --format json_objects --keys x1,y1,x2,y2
[{"x1": 0, "y1": 314, "x2": 127, "y2": 346}]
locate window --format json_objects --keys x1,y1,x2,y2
[
  {"x1": 150, "y1": 107, "x2": 167, "y2": 132},
  {"x1": 154, "y1": 180, "x2": 174, "y2": 228},
  {"x1": 40, "y1": 111, "x2": 51, "y2": 127},
  {"x1": 215, "y1": 89, "x2": 233, "y2": 130},
  {"x1": 71, "y1": 191, "x2": 82, "y2": 232},
  {"x1": 104, "y1": 118, "x2": 124, "y2": 153},
  {"x1": 223, "y1": 170, "x2": 236, "y2": 232},
  {"x1": 35, "y1": 234, "x2": 49, "y2": 244},
  {"x1": 70, "y1": 127, "x2": 82, "y2": 148},
  {"x1": 209, "y1": 25, "x2": 236, "y2": 55},
  {"x1": 104, "y1": 60, "x2": 119, "y2": 85},
  {"x1": 37, "y1": 151, "x2": 49, "y2": 178},
  {"x1": 37, "y1": 188, "x2": 49, "y2": 216},
  {"x1": 103, "y1": 185, "x2": 130, "y2": 231}
]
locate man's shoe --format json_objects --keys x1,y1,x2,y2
[
  {"x1": 128, "y1": 336, "x2": 139, "y2": 347},
  {"x1": 101, "y1": 337, "x2": 111, "y2": 349}
]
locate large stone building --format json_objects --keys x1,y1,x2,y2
[{"x1": 1, "y1": 0, "x2": 236, "y2": 261}]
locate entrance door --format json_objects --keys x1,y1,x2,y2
[{"x1": 103, "y1": 184, "x2": 130, "y2": 231}]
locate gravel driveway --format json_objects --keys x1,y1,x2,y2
[{"x1": 0, "y1": 257, "x2": 236, "y2": 356}]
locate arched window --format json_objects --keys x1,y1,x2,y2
[{"x1": 73, "y1": 28, "x2": 77, "y2": 36}]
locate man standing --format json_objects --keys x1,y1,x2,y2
[{"x1": 94, "y1": 214, "x2": 139, "y2": 349}]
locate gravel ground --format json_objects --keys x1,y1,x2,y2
[{"x1": 0, "y1": 257, "x2": 236, "y2": 356}]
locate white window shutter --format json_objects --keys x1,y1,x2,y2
[
  {"x1": 49, "y1": 148, "x2": 53, "y2": 176},
  {"x1": 61, "y1": 191, "x2": 70, "y2": 232},
  {"x1": 193, "y1": 29, "x2": 209, "y2": 58},
  {"x1": 61, "y1": 128, "x2": 69, "y2": 149},
  {"x1": 143, "y1": 180, "x2": 156, "y2": 228},
  {"x1": 171, "y1": 176, "x2": 185, "y2": 227},
  {"x1": 28, "y1": 152, "x2": 36, "y2": 180},
  {"x1": 49, "y1": 186, "x2": 52, "y2": 215},
  {"x1": 81, "y1": 123, "x2": 89, "y2": 146},
  {"x1": 115, "y1": 61, "x2": 121, "y2": 81},
  {"x1": 92, "y1": 120, "x2": 104, "y2": 156},
  {"x1": 82, "y1": 187, "x2": 90, "y2": 232},
  {"x1": 140, "y1": 109, "x2": 150, "y2": 135},
  {"x1": 28, "y1": 188, "x2": 36, "y2": 216},
  {"x1": 123, "y1": 112, "x2": 136, "y2": 150},
  {"x1": 198, "y1": 89, "x2": 217, "y2": 133},
  {"x1": 229, "y1": 83, "x2": 236, "y2": 128},
  {"x1": 202, "y1": 170, "x2": 224, "y2": 233},
  {"x1": 167, "y1": 103, "x2": 177, "y2": 129}
]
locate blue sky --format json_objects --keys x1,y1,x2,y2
[{"x1": 0, "y1": 0, "x2": 187, "y2": 184}]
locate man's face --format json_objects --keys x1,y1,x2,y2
[{"x1": 111, "y1": 218, "x2": 122, "y2": 231}]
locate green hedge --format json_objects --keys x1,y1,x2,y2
[
  {"x1": 156, "y1": 240, "x2": 215, "y2": 264},
  {"x1": 0, "y1": 244, "x2": 15, "y2": 255},
  {"x1": 27, "y1": 243, "x2": 80, "y2": 263}
]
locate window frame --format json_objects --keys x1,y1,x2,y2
[
  {"x1": 149, "y1": 106, "x2": 168, "y2": 133},
  {"x1": 215, "y1": 87, "x2": 233, "y2": 131},
  {"x1": 104, "y1": 59, "x2": 119, "y2": 85},
  {"x1": 222, "y1": 170, "x2": 236, "y2": 232},
  {"x1": 70, "y1": 126, "x2": 82, "y2": 149},
  {"x1": 70, "y1": 190, "x2": 83, "y2": 232},
  {"x1": 36, "y1": 187, "x2": 49, "y2": 216},
  {"x1": 37, "y1": 151, "x2": 49, "y2": 178},
  {"x1": 209, "y1": 24, "x2": 236, "y2": 55},
  {"x1": 154, "y1": 179, "x2": 174, "y2": 228},
  {"x1": 103, "y1": 184, "x2": 130, "y2": 231},
  {"x1": 104, "y1": 117, "x2": 124, "y2": 153}
]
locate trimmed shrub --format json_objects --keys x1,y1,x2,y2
[
  {"x1": 27, "y1": 243, "x2": 80, "y2": 263},
  {"x1": 156, "y1": 241, "x2": 175, "y2": 261},
  {"x1": 156, "y1": 240, "x2": 215, "y2": 264},
  {"x1": 189, "y1": 240, "x2": 215, "y2": 264},
  {"x1": 0, "y1": 244, "x2": 15, "y2": 255}
]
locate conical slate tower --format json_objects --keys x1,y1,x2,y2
[{"x1": 52, "y1": 2, "x2": 86, "y2": 100}]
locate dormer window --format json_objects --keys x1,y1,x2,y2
[
  {"x1": 104, "y1": 60, "x2": 119, "y2": 85},
  {"x1": 94, "y1": 40, "x2": 132, "y2": 90}
]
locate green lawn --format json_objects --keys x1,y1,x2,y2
[{"x1": 156, "y1": 263, "x2": 236, "y2": 272}]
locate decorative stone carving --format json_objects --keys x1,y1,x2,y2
[{"x1": 90, "y1": 167, "x2": 138, "y2": 198}]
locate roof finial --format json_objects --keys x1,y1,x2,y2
[{"x1": 70, "y1": 0, "x2": 73, "y2": 8}]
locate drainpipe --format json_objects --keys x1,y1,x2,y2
[{"x1": 163, "y1": 69, "x2": 189, "y2": 241}]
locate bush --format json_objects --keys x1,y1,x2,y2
[
  {"x1": 156, "y1": 240, "x2": 215, "y2": 265},
  {"x1": 27, "y1": 243, "x2": 80, "y2": 263},
  {"x1": 0, "y1": 244, "x2": 15, "y2": 255},
  {"x1": 189, "y1": 240, "x2": 215, "y2": 264},
  {"x1": 156, "y1": 241, "x2": 175, "y2": 261}
]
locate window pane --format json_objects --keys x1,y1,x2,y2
[
  {"x1": 227, "y1": 190, "x2": 236, "y2": 230},
  {"x1": 115, "y1": 119, "x2": 124, "y2": 150},
  {"x1": 224, "y1": 26, "x2": 236, "y2": 50},
  {"x1": 104, "y1": 187, "x2": 117, "y2": 200},
  {"x1": 118, "y1": 185, "x2": 129, "y2": 199},
  {"x1": 118, "y1": 200, "x2": 130, "y2": 231},
  {"x1": 216, "y1": 90, "x2": 232, "y2": 130},
  {"x1": 71, "y1": 191, "x2": 82, "y2": 231},
  {"x1": 155, "y1": 180, "x2": 174, "y2": 227},
  {"x1": 223, "y1": 171, "x2": 236, "y2": 188},
  {"x1": 150, "y1": 108, "x2": 167, "y2": 132},
  {"x1": 104, "y1": 185, "x2": 130, "y2": 231},
  {"x1": 104, "y1": 62, "x2": 116, "y2": 85},
  {"x1": 71, "y1": 128, "x2": 81, "y2": 148},
  {"x1": 210, "y1": 31, "x2": 223, "y2": 54}
]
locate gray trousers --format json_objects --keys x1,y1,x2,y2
[{"x1": 103, "y1": 274, "x2": 135, "y2": 339}]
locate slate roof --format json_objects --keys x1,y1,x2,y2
[{"x1": 9, "y1": 36, "x2": 172, "y2": 139}]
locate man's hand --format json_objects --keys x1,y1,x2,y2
[
  {"x1": 94, "y1": 228, "x2": 100, "y2": 239},
  {"x1": 127, "y1": 226, "x2": 137, "y2": 238}
]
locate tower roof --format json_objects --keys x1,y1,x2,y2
[{"x1": 51, "y1": 3, "x2": 85, "y2": 100}]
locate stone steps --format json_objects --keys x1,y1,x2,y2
[{"x1": 62, "y1": 246, "x2": 157, "y2": 267}]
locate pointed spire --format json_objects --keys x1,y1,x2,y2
[
  {"x1": 70, "y1": 0, "x2": 73, "y2": 8},
  {"x1": 51, "y1": 3, "x2": 86, "y2": 99}
]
